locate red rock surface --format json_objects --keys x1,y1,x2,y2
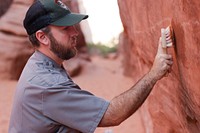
[
  {"x1": 0, "y1": 0, "x2": 88, "y2": 80},
  {"x1": 118, "y1": 0, "x2": 200, "y2": 132}
]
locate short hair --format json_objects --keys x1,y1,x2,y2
[{"x1": 28, "y1": 26, "x2": 51, "y2": 47}]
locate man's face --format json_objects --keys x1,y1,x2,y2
[{"x1": 48, "y1": 25, "x2": 79, "y2": 60}]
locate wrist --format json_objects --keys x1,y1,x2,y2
[{"x1": 147, "y1": 70, "x2": 160, "y2": 82}]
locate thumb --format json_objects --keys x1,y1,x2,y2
[{"x1": 157, "y1": 37, "x2": 167, "y2": 54}]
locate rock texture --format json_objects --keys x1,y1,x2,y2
[
  {"x1": 118, "y1": 0, "x2": 200, "y2": 132},
  {"x1": 0, "y1": 0, "x2": 34, "y2": 80},
  {"x1": 0, "y1": 0, "x2": 88, "y2": 80}
]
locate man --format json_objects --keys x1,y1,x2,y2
[{"x1": 9, "y1": 0, "x2": 173, "y2": 133}]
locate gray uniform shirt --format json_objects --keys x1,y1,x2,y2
[{"x1": 9, "y1": 51, "x2": 109, "y2": 133}]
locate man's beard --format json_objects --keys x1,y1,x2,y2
[{"x1": 48, "y1": 34, "x2": 77, "y2": 60}]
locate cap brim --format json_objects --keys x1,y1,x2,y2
[{"x1": 51, "y1": 13, "x2": 88, "y2": 26}]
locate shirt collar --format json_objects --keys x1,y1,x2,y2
[{"x1": 34, "y1": 50, "x2": 63, "y2": 69}]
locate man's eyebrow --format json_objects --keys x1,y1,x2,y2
[{"x1": 62, "y1": 26, "x2": 70, "y2": 30}]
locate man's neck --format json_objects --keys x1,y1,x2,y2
[{"x1": 37, "y1": 49, "x2": 63, "y2": 66}]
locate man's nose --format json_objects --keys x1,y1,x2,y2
[{"x1": 72, "y1": 26, "x2": 79, "y2": 36}]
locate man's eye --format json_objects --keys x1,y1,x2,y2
[{"x1": 63, "y1": 27, "x2": 70, "y2": 30}]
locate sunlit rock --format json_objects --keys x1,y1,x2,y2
[{"x1": 118, "y1": 0, "x2": 200, "y2": 132}]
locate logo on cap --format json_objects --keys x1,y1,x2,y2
[{"x1": 55, "y1": 0, "x2": 69, "y2": 11}]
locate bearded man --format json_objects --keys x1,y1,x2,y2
[{"x1": 9, "y1": 0, "x2": 173, "y2": 133}]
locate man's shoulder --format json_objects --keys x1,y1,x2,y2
[
  {"x1": 29, "y1": 69, "x2": 69, "y2": 87},
  {"x1": 20, "y1": 51, "x2": 70, "y2": 88}
]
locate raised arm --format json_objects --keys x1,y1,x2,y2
[{"x1": 98, "y1": 38, "x2": 173, "y2": 127}]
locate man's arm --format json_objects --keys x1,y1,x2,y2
[{"x1": 98, "y1": 38, "x2": 173, "y2": 127}]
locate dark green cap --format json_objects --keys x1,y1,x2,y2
[{"x1": 23, "y1": 0, "x2": 88, "y2": 35}]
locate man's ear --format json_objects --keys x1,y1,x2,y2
[{"x1": 35, "y1": 30, "x2": 49, "y2": 46}]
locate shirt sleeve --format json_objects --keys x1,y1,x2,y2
[{"x1": 42, "y1": 81, "x2": 109, "y2": 133}]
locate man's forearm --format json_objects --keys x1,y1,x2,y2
[{"x1": 98, "y1": 71, "x2": 159, "y2": 127}]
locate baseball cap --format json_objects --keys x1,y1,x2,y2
[{"x1": 23, "y1": 0, "x2": 88, "y2": 35}]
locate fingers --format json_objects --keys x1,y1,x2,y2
[
  {"x1": 165, "y1": 59, "x2": 173, "y2": 65},
  {"x1": 156, "y1": 54, "x2": 173, "y2": 65},
  {"x1": 161, "y1": 55, "x2": 173, "y2": 77},
  {"x1": 157, "y1": 54, "x2": 172, "y2": 60},
  {"x1": 159, "y1": 54, "x2": 173, "y2": 67},
  {"x1": 163, "y1": 61, "x2": 173, "y2": 70},
  {"x1": 150, "y1": 37, "x2": 174, "y2": 79},
  {"x1": 151, "y1": 52, "x2": 173, "y2": 79},
  {"x1": 157, "y1": 37, "x2": 167, "y2": 54}
]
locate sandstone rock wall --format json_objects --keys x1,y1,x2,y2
[
  {"x1": 0, "y1": 0, "x2": 88, "y2": 80},
  {"x1": 118, "y1": 0, "x2": 200, "y2": 132}
]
